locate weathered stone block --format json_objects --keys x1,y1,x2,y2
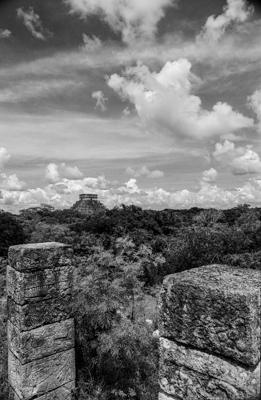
[
  {"x1": 159, "y1": 265, "x2": 261, "y2": 367},
  {"x1": 10, "y1": 382, "x2": 75, "y2": 400},
  {"x1": 8, "y1": 243, "x2": 73, "y2": 272},
  {"x1": 36, "y1": 382, "x2": 75, "y2": 400},
  {"x1": 159, "y1": 338, "x2": 260, "y2": 400},
  {"x1": 8, "y1": 348, "x2": 75, "y2": 399},
  {"x1": 10, "y1": 382, "x2": 74, "y2": 400},
  {"x1": 7, "y1": 265, "x2": 73, "y2": 305},
  {"x1": 8, "y1": 319, "x2": 74, "y2": 364},
  {"x1": 8, "y1": 296, "x2": 72, "y2": 331}
]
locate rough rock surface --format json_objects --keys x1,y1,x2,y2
[
  {"x1": 7, "y1": 242, "x2": 76, "y2": 399},
  {"x1": 159, "y1": 265, "x2": 261, "y2": 367},
  {"x1": 159, "y1": 338, "x2": 260, "y2": 400},
  {"x1": 8, "y1": 319, "x2": 74, "y2": 364},
  {"x1": 7, "y1": 264, "x2": 73, "y2": 304},
  {"x1": 8, "y1": 348, "x2": 75, "y2": 399},
  {"x1": 7, "y1": 295, "x2": 72, "y2": 331},
  {"x1": 36, "y1": 382, "x2": 75, "y2": 400},
  {"x1": 8, "y1": 243, "x2": 73, "y2": 272},
  {"x1": 10, "y1": 382, "x2": 74, "y2": 400}
]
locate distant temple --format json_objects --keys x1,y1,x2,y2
[{"x1": 71, "y1": 193, "x2": 105, "y2": 215}]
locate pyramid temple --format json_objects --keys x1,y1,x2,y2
[{"x1": 71, "y1": 194, "x2": 105, "y2": 216}]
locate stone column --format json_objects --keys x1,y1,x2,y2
[
  {"x1": 7, "y1": 242, "x2": 76, "y2": 400},
  {"x1": 158, "y1": 265, "x2": 260, "y2": 400}
]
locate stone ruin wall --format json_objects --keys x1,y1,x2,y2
[
  {"x1": 158, "y1": 264, "x2": 261, "y2": 400},
  {"x1": 7, "y1": 242, "x2": 76, "y2": 400}
]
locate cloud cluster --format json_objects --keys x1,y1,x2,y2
[
  {"x1": 92, "y1": 90, "x2": 108, "y2": 112},
  {"x1": 213, "y1": 140, "x2": 261, "y2": 175},
  {"x1": 126, "y1": 165, "x2": 164, "y2": 179},
  {"x1": 2, "y1": 172, "x2": 261, "y2": 212},
  {"x1": 0, "y1": 29, "x2": 12, "y2": 39},
  {"x1": 0, "y1": 173, "x2": 25, "y2": 191},
  {"x1": 45, "y1": 163, "x2": 83, "y2": 183},
  {"x1": 108, "y1": 59, "x2": 253, "y2": 140},
  {"x1": 199, "y1": 0, "x2": 253, "y2": 41},
  {"x1": 17, "y1": 7, "x2": 52, "y2": 41},
  {"x1": 65, "y1": 0, "x2": 175, "y2": 43},
  {"x1": 202, "y1": 168, "x2": 218, "y2": 183}
]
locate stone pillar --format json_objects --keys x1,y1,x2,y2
[
  {"x1": 158, "y1": 265, "x2": 260, "y2": 400},
  {"x1": 7, "y1": 242, "x2": 76, "y2": 400}
]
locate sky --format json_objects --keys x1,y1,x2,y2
[{"x1": 0, "y1": 0, "x2": 261, "y2": 212}]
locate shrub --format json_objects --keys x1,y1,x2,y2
[{"x1": 0, "y1": 212, "x2": 25, "y2": 257}]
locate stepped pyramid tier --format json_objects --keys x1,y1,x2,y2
[{"x1": 71, "y1": 194, "x2": 105, "y2": 215}]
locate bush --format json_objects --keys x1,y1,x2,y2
[{"x1": 0, "y1": 212, "x2": 25, "y2": 257}]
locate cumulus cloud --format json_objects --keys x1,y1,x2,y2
[
  {"x1": 248, "y1": 89, "x2": 261, "y2": 133},
  {"x1": 108, "y1": 59, "x2": 253, "y2": 140},
  {"x1": 0, "y1": 29, "x2": 12, "y2": 39},
  {"x1": 231, "y1": 149, "x2": 261, "y2": 175},
  {"x1": 17, "y1": 7, "x2": 52, "y2": 40},
  {"x1": 213, "y1": 140, "x2": 261, "y2": 175},
  {"x1": 202, "y1": 168, "x2": 218, "y2": 183},
  {"x1": 45, "y1": 163, "x2": 83, "y2": 183},
  {"x1": 199, "y1": 0, "x2": 253, "y2": 42},
  {"x1": 92, "y1": 90, "x2": 108, "y2": 112},
  {"x1": 0, "y1": 173, "x2": 25, "y2": 191},
  {"x1": 65, "y1": 0, "x2": 176, "y2": 43},
  {"x1": 126, "y1": 165, "x2": 164, "y2": 178},
  {"x1": 0, "y1": 147, "x2": 11, "y2": 170}
]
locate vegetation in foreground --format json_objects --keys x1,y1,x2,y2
[{"x1": 0, "y1": 204, "x2": 261, "y2": 399}]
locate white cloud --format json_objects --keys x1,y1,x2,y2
[
  {"x1": 108, "y1": 59, "x2": 254, "y2": 140},
  {"x1": 231, "y1": 149, "x2": 261, "y2": 175},
  {"x1": 213, "y1": 140, "x2": 261, "y2": 175},
  {"x1": 0, "y1": 173, "x2": 25, "y2": 191},
  {"x1": 3, "y1": 174, "x2": 261, "y2": 212},
  {"x1": 126, "y1": 165, "x2": 164, "y2": 178},
  {"x1": 82, "y1": 34, "x2": 102, "y2": 51},
  {"x1": 65, "y1": 0, "x2": 176, "y2": 43},
  {"x1": 45, "y1": 163, "x2": 83, "y2": 183},
  {"x1": 45, "y1": 163, "x2": 60, "y2": 183},
  {"x1": 202, "y1": 168, "x2": 218, "y2": 183},
  {"x1": 17, "y1": 7, "x2": 52, "y2": 41},
  {"x1": 0, "y1": 29, "x2": 12, "y2": 39},
  {"x1": 0, "y1": 147, "x2": 11, "y2": 170},
  {"x1": 92, "y1": 90, "x2": 108, "y2": 112},
  {"x1": 199, "y1": 0, "x2": 253, "y2": 42},
  {"x1": 248, "y1": 89, "x2": 261, "y2": 133}
]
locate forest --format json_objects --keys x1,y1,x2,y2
[{"x1": 0, "y1": 204, "x2": 261, "y2": 400}]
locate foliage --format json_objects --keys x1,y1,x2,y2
[
  {"x1": 0, "y1": 212, "x2": 25, "y2": 257},
  {"x1": 97, "y1": 318, "x2": 158, "y2": 400}
]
